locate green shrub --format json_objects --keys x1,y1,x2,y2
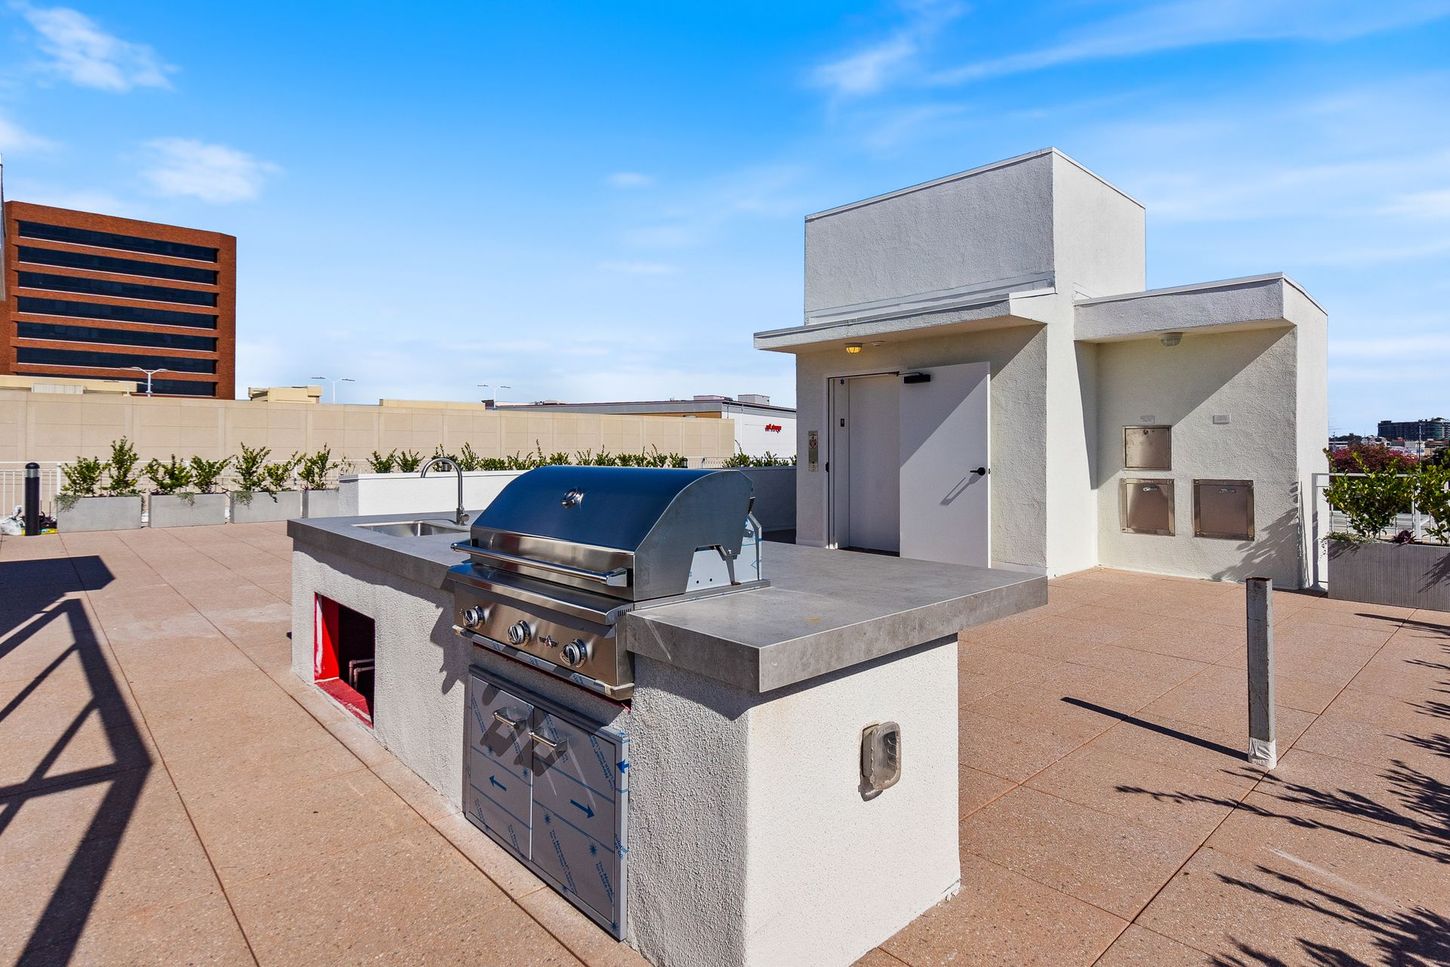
[
  {"x1": 233, "y1": 443, "x2": 271, "y2": 493},
  {"x1": 456, "y1": 442, "x2": 483, "y2": 471},
  {"x1": 60, "y1": 457, "x2": 106, "y2": 497},
  {"x1": 1414, "y1": 462, "x2": 1450, "y2": 545},
  {"x1": 367, "y1": 449, "x2": 398, "y2": 473},
  {"x1": 297, "y1": 447, "x2": 340, "y2": 490},
  {"x1": 261, "y1": 453, "x2": 300, "y2": 496},
  {"x1": 144, "y1": 455, "x2": 193, "y2": 495},
  {"x1": 1325, "y1": 455, "x2": 1414, "y2": 541},
  {"x1": 394, "y1": 449, "x2": 424, "y2": 473},
  {"x1": 106, "y1": 437, "x2": 142, "y2": 496},
  {"x1": 189, "y1": 456, "x2": 232, "y2": 494},
  {"x1": 721, "y1": 447, "x2": 795, "y2": 468}
]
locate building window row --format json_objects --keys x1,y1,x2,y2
[
  {"x1": 149, "y1": 379, "x2": 218, "y2": 397},
  {"x1": 16, "y1": 346, "x2": 218, "y2": 374},
  {"x1": 17, "y1": 271, "x2": 218, "y2": 307},
  {"x1": 17, "y1": 221, "x2": 220, "y2": 263},
  {"x1": 15, "y1": 321, "x2": 218, "y2": 353},
  {"x1": 16, "y1": 296, "x2": 218, "y2": 330},
  {"x1": 16, "y1": 245, "x2": 220, "y2": 284}
]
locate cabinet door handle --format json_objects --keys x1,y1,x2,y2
[
  {"x1": 530, "y1": 731, "x2": 566, "y2": 754},
  {"x1": 493, "y1": 709, "x2": 526, "y2": 730}
]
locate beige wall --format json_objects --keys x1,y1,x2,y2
[{"x1": 0, "y1": 391, "x2": 737, "y2": 466}]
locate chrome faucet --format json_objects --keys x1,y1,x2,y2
[{"x1": 421, "y1": 457, "x2": 470, "y2": 526}]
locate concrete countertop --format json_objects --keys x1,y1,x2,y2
[
  {"x1": 623, "y1": 543, "x2": 1044, "y2": 692},
  {"x1": 287, "y1": 514, "x2": 1047, "y2": 694}
]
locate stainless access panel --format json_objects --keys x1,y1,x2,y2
[
  {"x1": 1120, "y1": 478, "x2": 1175, "y2": 535},
  {"x1": 1124, "y1": 426, "x2": 1172, "y2": 470},
  {"x1": 1195, "y1": 479, "x2": 1255, "y2": 540},
  {"x1": 463, "y1": 666, "x2": 629, "y2": 940},
  {"x1": 465, "y1": 673, "x2": 535, "y2": 857}
]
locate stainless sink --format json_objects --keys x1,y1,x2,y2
[{"x1": 354, "y1": 519, "x2": 465, "y2": 538}]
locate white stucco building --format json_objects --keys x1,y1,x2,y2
[{"x1": 755, "y1": 148, "x2": 1327, "y2": 588}]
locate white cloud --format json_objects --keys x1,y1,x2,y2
[
  {"x1": 932, "y1": 0, "x2": 1450, "y2": 85},
  {"x1": 810, "y1": 0, "x2": 964, "y2": 97},
  {"x1": 597, "y1": 259, "x2": 677, "y2": 275},
  {"x1": 0, "y1": 112, "x2": 55, "y2": 152},
  {"x1": 1382, "y1": 188, "x2": 1450, "y2": 219},
  {"x1": 605, "y1": 171, "x2": 653, "y2": 189},
  {"x1": 139, "y1": 138, "x2": 279, "y2": 203},
  {"x1": 15, "y1": 4, "x2": 175, "y2": 91}
]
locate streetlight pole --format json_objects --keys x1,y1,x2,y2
[
  {"x1": 311, "y1": 376, "x2": 355, "y2": 403},
  {"x1": 129, "y1": 366, "x2": 167, "y2": 396}
]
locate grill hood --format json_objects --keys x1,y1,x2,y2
[{"x1": 457, "y1": 466, "x2": 759, "y2": 601}]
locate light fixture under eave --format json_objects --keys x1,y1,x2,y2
[
  {"x1": 1160, "y1": 331, "x2": 1184, "y2": 348},
  {"x1": 845, "y1": 342, "x2": 864, "y2": 354}
]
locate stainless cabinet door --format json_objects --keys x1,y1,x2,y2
[
  {"x1": 530, "y1": 709, "x2": 624, "y2": 930},
  {"x1": 464, "y1": 672, "x2": 534, "y2": 857}
]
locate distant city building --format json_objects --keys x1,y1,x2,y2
[
  {"x1": 496, "y1": 394, "x2": 797, "y2": 458},
  {"x1": 1376, "y1": 417, "x2": 1448, "y2": 441},
  {"x1": 1, "y1": 161, "x2": 237, "y2": 398}
]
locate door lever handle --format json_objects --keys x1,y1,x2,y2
[
  {"x1": 493, "y1": 709, "x2": 526, "y2": 730},
  {"x1": 530, "y1": 731, "x2": 566, "y2": 754},
  {"x1": 971, "y1": 466, "x2": 988, "y2": 477}
]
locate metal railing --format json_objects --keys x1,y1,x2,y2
[{"x1": 0, "y1": 462, "x2": 61, "y2": 518}]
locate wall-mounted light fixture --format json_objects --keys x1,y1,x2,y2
[
  {"x1": 845, "y1": 342, "x2": 864, "y2": 354},
  {"x1": 1160, "y1": 332, "x2": 1184, "y2": 348}
]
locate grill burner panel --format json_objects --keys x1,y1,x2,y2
[{"x1": 447, "y1": 466, "x2": 766, "y2": 698}]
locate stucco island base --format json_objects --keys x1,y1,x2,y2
[{"x1": 288, "y1": 521, "x2": 1023, "y2": 967}]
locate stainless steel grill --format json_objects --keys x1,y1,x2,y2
[{"x1": 446, "y1": 466, "x2": 766, "y2": 698}]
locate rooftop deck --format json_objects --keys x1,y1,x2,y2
[{"x1": 2, "y1": 523, "x2": 1445, "y2": 965}]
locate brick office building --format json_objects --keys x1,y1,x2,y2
[{"x1": 0, "y1": 197, "x2": 236, "y2": 398}]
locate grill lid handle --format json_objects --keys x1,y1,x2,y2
[{"x1": 451, "y1": 541, "x2": 630, "y2": 588}]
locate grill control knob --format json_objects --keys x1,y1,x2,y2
[
  {"x1": 462, "y1": 605, "x2": 488, "y2": 629},
  {"x1": 562, "y1": 639, "x2": 591, "y2": 667},
  {"x1": 507, "y1": 620, "x2": 533, "y2": 645}
]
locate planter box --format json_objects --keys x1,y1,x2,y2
[
  {"x1": 56, "y1": 495, "x2": 143, "y2": 533},
  {"x1": 231, "y1": 490, "x2": 303, "y2": 523},
  {"x1": 302, "y1": 488, "x2": 343, "y2": 518},
  {"x1": 1328, "y1": 538, "x2": 1450, "y2": 610},
  {"x1": 736, "y1": 467, "x2": 797, "y2": 540},
  {"x1": 337, "y1": 470, "x2": 523, "y2": 517},
  {"x1": 150, "y1": 492, "x2": 228, "y2": 528}
]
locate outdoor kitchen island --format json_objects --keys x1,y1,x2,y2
[{"x1": 288, "y1": 474, "x2": 1044, "y2": 967}]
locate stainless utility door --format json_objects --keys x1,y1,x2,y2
[
  {"x1": 899, "y1": 362, "x2": 991, "y2": 567},
  {"x1": 830, "y1": 374, "x2": 901, "y2": 553}
]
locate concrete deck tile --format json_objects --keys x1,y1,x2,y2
[
  {"x1": 515, "y1": 885, "x2": 649, "y2": 967},
  {"x1": 1205, "y1": 790, "x2": 1450, "y2": 909},
  {"x1": 851, "y1": 949, "x2": 910, "y2": 966},
  {"x1": 1, "y1": 803, "x2": 223, "y2": 958},
  {"x1": 16, "y1": 888, "x2": 254, "y2": 967},
  {"x1": 1024, "y1": 744, "x2": 1247, "y2": 840},
  {"x1": 961, "y1": 786, "x2": 1196, "y2": 918},
  {"x1": 966, "y1": 682, "x2": 1136, "y2": 744},
  {"x1": 1292, "y1": 713, "x2": 1450, "y2": 778},
  {"x1": 879, "y1": 853, "x2": 1127, "y2": 967},
  {"x1": 1086, "y1": 712, "x2": 1264, "y2": 791},
  {"x1": 958, "y1": 708, "x2": 1087, "y2": 782},
  {"x1": 224, "y1": 826, "x2": 527, "y2": 966},
  {"x1": 187, "y1": 767, "x2": 424, "y2": 883},
  {"x1": 1093, "y1": 924, "x2": 1216, "y2": 965},
  {"x1": 1138, "y1": 675, "x2": 1316, "y2": 746},
  {"x1": 960, "y1": 765, "x2": 1016, "y2": 819},
  {"x1": 984, "y1": 614, "x2": 1130, "y2": 659},
  {"x1": 430, "y1": 811, "x2": 551, "y2": 900},
  {"x1": 957, "y1": 642, "x2": 1062, "y2": 684},
  {"x1": 1136, "y1": 845, "x2": 1446, "y2": 966},
  {"x1": 1062, "y1": 643, "x2": 1209, "y2": 687},
  {"x1": 1109, "y1": 617, "x2": 1243, "y2": 663},
  {"x1": 1321, "y1": 685, "x2": 1446, "y2": 732}
]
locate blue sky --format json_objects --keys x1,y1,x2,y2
[{"x1": 1, "y1": 1, "x2": 1447, "y2": 432}]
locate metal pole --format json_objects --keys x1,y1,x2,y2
[
  {"x1": 23, "y1": 462, "x2": 40, "y2": 536},
  {"x1": 1246, "y1": 576, "x2": 1276, "y2": 769}
]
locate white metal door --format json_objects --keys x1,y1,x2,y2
[
  {"x1": 830, "y1": 374, "x2": 901, "y2": 553},
  {"x1": 899, "y1": 362, "x2": 991, "y2": 567}
]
